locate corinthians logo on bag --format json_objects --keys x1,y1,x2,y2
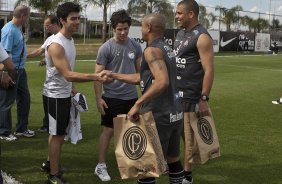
[
  {"x1": 197, "y1": 117, "x2": 213, "y2": 145},
  {"x1": 123, "y1": 126, "x2": 147, "y2": 160}
]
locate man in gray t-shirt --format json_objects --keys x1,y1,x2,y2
[{"x1": 94, "y1": 9, "x2": 142, "y2": 182}]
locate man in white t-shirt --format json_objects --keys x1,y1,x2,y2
[
  {"x1": 27, "y1": 14, "x2": 61, "y2": 133},
  {"x1": 42, "y1": 2, "x2": 110, "y2": 184}
]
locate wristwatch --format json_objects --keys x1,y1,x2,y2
[{"x1": 201, "y1": 95, "x2": 209, "y2": 101}]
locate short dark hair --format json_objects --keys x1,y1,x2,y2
[
  {"x1": 178, "y1": 0, "x2": 199, "y2": 16},
  {"x1": 57, "y1": 2, "x2": 80, "y2": 21},
  {"x1": 110, "y1": 9, "x2": 131, "y2": 29},
  {"x1": 45, "y1": 14, "x2": 59, "y2": 25}
]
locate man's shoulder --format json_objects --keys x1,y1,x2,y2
[{"x1": 2, "y1": 22, "x2": 17, "y2": 34}]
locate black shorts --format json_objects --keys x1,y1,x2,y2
[
  {"x1": 46, "y1": 96, "x2": 71, "y2": 135},
  {"x1": 101, "y1": 96, "x2": 137, "y2": 128},
  {"x1": 156, "y1": 122, "x2": 183, "y2": 158}
]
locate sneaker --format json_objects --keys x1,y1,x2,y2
[
  {"x1": 15, "y1": 129, "x2": 35, "y2": 137},
  {"x1": 272, "y1": 99, "x2": 282, "y2": 105},
  {"x1": 0, "y1": 134, "x2": 17, "y2": 141},
  {"x1": 183, "y1": 178, "x2": 193, "y2": 184},
  {"x1": 45, "y1": 175, "x2": 69, "y2": 184},
  {"x1": 37, "y1": 126, "x2": 48, "y2": 133},
  {"x1": 94, "y1": 164, "x2": 111, "y2": 181},
  {"x1": 41, "y1": 161, "x2": 67, "y2": 174}
]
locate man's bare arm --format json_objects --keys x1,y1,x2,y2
[{"x1": 48, "y1": 43, "x2": 106, "y2": 82}]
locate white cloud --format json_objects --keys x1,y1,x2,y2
[
  {"x1": 277, "y1": 6, "x2": 282, "y2": 12},
  {"x1": 250, "y1": 6, "x2": 258, "y2": 12}
]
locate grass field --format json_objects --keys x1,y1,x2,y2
[{"x1": 1, "y1": 50, "x2": 282, "y2": 184}]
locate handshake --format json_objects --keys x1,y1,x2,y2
[{"x1": 97, "y1": 70, "x2": 114, "y2": 83}]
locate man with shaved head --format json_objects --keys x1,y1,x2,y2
[
  {"x1": 174, "y1": 0, "x2": 215, "y2": 183},
  {"x1": 0, "y1": 5, "x2": 35, "y2": 141},
  {"x1": 108, "y1": 13, "x2": 185, "y2": 184}
]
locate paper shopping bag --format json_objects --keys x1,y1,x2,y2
[
  {"x1": 114, "y1": 111, "x2": 168, "y2": 179},
  {"x1": 184, "y1": 109, "x2": 220, "y2": 165}
]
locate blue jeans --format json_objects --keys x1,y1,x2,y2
[{"x1": 0, "y1": 68, "x2": 30, "y2": 135}]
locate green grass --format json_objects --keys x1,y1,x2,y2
[{"x1": 2, "y1": 53, "x2": 282, "y2": 184}]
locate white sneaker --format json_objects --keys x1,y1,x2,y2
[
  {"x1": 94, "y1": 164, "x2": 111, "y2": 181},
  {"x1": 183, "y1": 178, "x2": 193, "y2": 184},
  {"x1": 0, "y1": 134, "x2": 17, "y2": 141},
  {"x1": 14, "y1": 129, "x2": 35, "y2": 137}
]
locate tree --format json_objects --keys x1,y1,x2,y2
[
  {"x1": 255, "y1": 18, "x2": 269, "y2": 33},
  {"x1": 84, "y1": 0, "x2": 121, "y2": 43},
  {"x1": 271, "y1": 18, "x2": 281, "y2": 30},
  {"x1": 127, "y1": 0, "x2": 174, "y2": 28},
  {"x1": 15, "y1": 0, "x2": 63, "y2": 15},
  {"x1": 199, "y1": 4, "x2": 216, "y2": 29},
  {"x1": 216, "y1": 5, "x2": 243, "y2": 31},
  {"x1": 240, "y1": 15, "x2": 254, "y2": 32}
]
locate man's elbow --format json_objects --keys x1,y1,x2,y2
[
  {"x1": 63, "y1": 71, "x2": 75, "y2": 82},
  {"x1": 159, "y1": 80, "x2": 169, "y2": 91}
]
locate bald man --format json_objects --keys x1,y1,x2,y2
[
  {"x1": 174, "y1": 1, "x2": 215, "y2": 183},
  {"x1": 108, "y1": 13, "x2": 185, "y2": 184},
  {"x1": 0, "y1": 5, "x2": 35, "y2": 141}
]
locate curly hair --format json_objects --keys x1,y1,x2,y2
[
  {"x1": 57, "y1": 2, "x2": 80, "y2": 21},
  {"x1": 110, "y1": 9, "x2": 131, "y2": 29}
]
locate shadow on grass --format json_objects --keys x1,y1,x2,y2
[{"x1": 194, "y1": 153, "x2": 282, "y2": 184}]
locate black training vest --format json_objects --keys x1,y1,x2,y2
[
  {"x1": 139, "y1": 38, "x2": 183, "y2": 126},
  {"x1": 173, "y1": 24, "x2": 210, "y2": 103}
]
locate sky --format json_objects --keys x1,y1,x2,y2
[{"x1": 7, "y1": 0, "x2": 282, "y2": 22}]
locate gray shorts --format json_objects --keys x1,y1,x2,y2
[{"x1": 156, "y1": 121, "x2": 183, "y2": 158}]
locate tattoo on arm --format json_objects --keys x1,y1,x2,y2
[{"x1": 148, "y1": 51, "x2": 163, "y2": 70}]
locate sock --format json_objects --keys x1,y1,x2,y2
[
  {"x1": 279, "y1": 98, "x2": 282, "y2": 103},
  {"x1": 97, "y1": 162, "x2": 106, "y2": 168},
  {"x1": 168, "y1": 161, "x2": 185, "y2": 184},
  {"x1": 137, "y1": 177, "x2": 155, "y2": 184},
  {"x1": 184, "y1": 171, "x2": 193, "y2": 182}
]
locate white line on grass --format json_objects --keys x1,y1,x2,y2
[
  {"x1": 216, "y1": 63, "x2": 282, "y2": 72},
  {"x1": 26, "y1": 60, "x2": 96, "y2": 64}
]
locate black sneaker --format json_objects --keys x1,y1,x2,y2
[
  {"x1": 45, "y1": 175, "x2": 69, "y2": 184},
  {"x1": 272, "y1": 99, "x2": 282, "y2": 105},
  {"x1": 37, "y1": 126, "x2": 48, "y2": 133},
  {"x1": 41, "y1": 161, "x2": 67, "y2": 174}
]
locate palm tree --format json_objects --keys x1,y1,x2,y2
[
  {"x1": 255, "y1": 18, "x2": 269, "y2": 33},
  {"x1": 127, "y1": 0, "x2": 174, "y2": 28},
  {"x1": 271, "y1": 19, "x2": 281, "y2": 30},
  {"x1": 199, "y1": 4, "x2": 216, "y2": 29},
  {"x1": 215, "y1": 5, "x2": 243, "y2": 31},
  {"x1": 84, "y1": 0, "x2": 121, "y2": 43},
  {"x1": 240, "y1": 15, "x2": 254, "y2": 32}
]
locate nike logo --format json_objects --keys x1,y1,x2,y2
[{"x1": 220, "y1": 37, "x2": 237, "y2": 47}]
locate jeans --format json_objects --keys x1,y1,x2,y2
[{"x1": 0, "y1": 68, "x2": 30, "y2": 135}]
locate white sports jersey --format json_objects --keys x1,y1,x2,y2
[
  {"x1": 64, "y1": 97, "x2": 83, "y2": 144},
  {"x1": 43, "y1": 32, "x2": 76, "y2": 98},
  {"x1": 0, "y1": 43, "x2": 9, "y2": 62}
]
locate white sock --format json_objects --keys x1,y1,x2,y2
[
  {"x1": 97, "y1": 163, "x2": 106, "y2": 168},
  {"x1": 279, "y1": 98, "x2": 282, "y2": 103}
]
